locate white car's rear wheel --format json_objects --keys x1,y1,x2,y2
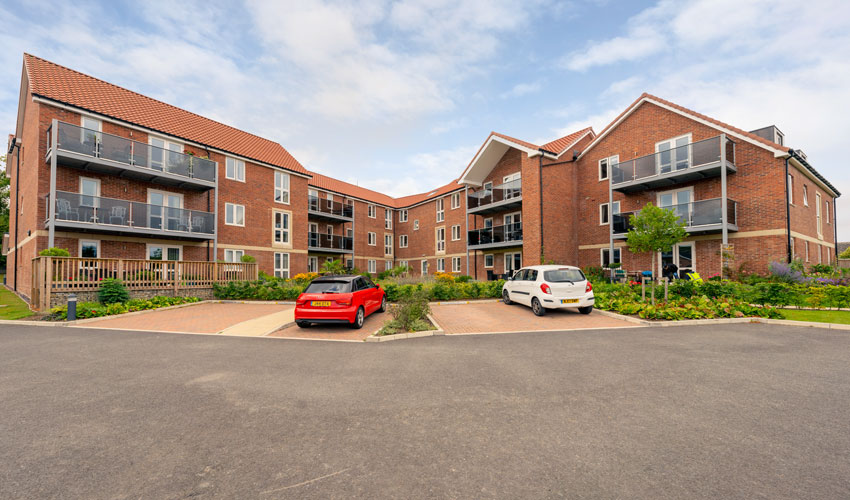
[{"x1": 532, "y1": 297, "x2": 546, "y2": 316}]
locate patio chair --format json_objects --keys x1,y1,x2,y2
[
  {"x1": 176, "y1": 215, "x2": 190, "y2": 232},
  {"x1": 613, "y1": 268, "x2": 627, "y2": 282},
  {"x1": 108, "y1": 206, "x2": 127, "y2": 225},
  {"x1": 191, "y1": 217, "x2": 205, "y2": 233},
  {"x1": 56, "y1": 198, "x2": 79, "y2": 221}
]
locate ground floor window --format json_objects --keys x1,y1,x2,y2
[
  {"x1": 601, "y1": 247, "x2": 621, "y2": 267},
  {"x1": 504, "y1": 252, "x2": 522, "y2": 274},
  {"x1": 399, "y1": 260, "x2": 408, "y2": 271},
  {"x1": 421, "y1": 260, "x2": 428, "y2": 274},
  {"x1": 308, "y1": 256, "x2": 318, "y2": 273},
  {"x1": 660, "y1": 242, "x2": 695, "y2": 277},
  {"x1": 79, "y1": 239, "x2": 100, "y2": 259},
  {"x1": 345, "y1": 258, "x2": 353, "y2": 269},
  {"x1": 437, "y1": 258, "x2": 445, "y2": 272},
  {"x1": 223, "y1": 249, "x2": 243, "y2": 263},
  {"x1": 452, "y1": 257, "x2": 461, "y2": 273},
  {"x1": 484, "y1": 254, "x2": 494, "y2": 268},
  {"x1": 368, "y1": 259, "x2": 376, "y2": 273},
  {"x1": 274, "y1": 252, "x2": 289, "y2": 279},
  {"x1": 385, "y1": 260, "x2": 392, "y2": 271},
  {"x1": 149, "y1": 244, "x2": 182, "y2": 261}
]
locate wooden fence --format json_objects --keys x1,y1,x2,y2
[{"x1": 31, "y1": 256, "x2": 258, "y2": 311}]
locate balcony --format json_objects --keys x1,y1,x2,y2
[
  {"x1": 47, "y1": 191, "x2": 215, "y2": 241},
  {"x1": 611, "y1": 136, "x2": 736, "y2": 193},
  {"x1": 467, "y1": 222, "x2": 523, "y2": 250},
  {"x1": 48, "y1": 121, "x2": 216, "y2": 190},
  {"x1": 308, "y1": 196, "x2": 354, "y2": 222},
  {"x1": 467, "y1": 179, "x2": 522, "y2": 215},
  {"x1": 612, "y1": 198, "x2": 738, "y2": 238},
  {"x1": 308, "y1": 232, "x2": 354, "y2": 253}
]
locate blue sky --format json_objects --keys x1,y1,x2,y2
[{"x1": 2, "y1": 0, "x2": 849, "y2": 238}]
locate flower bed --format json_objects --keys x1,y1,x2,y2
[{"x1": 49, "y1": 296, "x2": 201, "y2": 320}]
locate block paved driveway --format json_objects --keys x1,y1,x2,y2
[
  {"x1": 2, "y1": 322, "x2": 850, "y2": 499},
  {"x1": 431, "y1": 301, "x2": 637, "y2": 333},
  {"x1": 270, "y1": 310, "x2": 387, "y2": 341}
]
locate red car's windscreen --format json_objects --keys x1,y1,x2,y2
[{"x1": 303, "y1": 281, "x2": 352, "y2": 294}]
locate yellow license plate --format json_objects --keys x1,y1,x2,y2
[
  {"x1": 561, "y1": 299, "x2": 579, "y2": 304},
  {"x1": 311, "y1": 301, "x2": 332, "y2": 307}
]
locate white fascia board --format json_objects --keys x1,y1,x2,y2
[{"x1": 459, "y1": 135, "x2": 541, "y2": 186}]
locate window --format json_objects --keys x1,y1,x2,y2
[
  {"x1": 452, "y1": 257, "x2": 461, "y2": 273},
  {"x1": 787, "y1": 174, "x2": 794, "y2": 204},
  {"x1": 437, "y1": 258, "x2": 445, "y2": 272},
  {"x1": 224, "y1": 249, "x2": 244, "y2": 262},
  {"x1": 414, "y1": 220, "x2": 419, "y2": 230},
  {"x1": 347, "y1": 228, "x2": 353, "y2": 238},
  {"x1": 776, "y1": 130, "x2": 784, "y2": 146},
  {"x1": 274, "y1": 171, "x2": 290, "y2": 204},
  {"x1": 368, "y1": 232, "x2": 376, "y2": 246},
  {"x1": 399, "y1": 235, "x2": 408, "y2": 248},
  {"x1": 436, "y1": 227, "x2": 446, "y2": 253},
  {"x1": 274, "y1": 252, "x2": 289, "y2": 278},
  {"x1": 451, "y1": 192, "x2": 461, "y2": 209},
  {"x1": 790, "y1": 238, "x2": 795, "y2": 259},
  {"x1": 805, "y1": 241, "x2": 809, "y2": 262},
  {"x1": 504, "y1": 252, "x2": 522, "y2": 274},
  {"x1": 79, "y1": 177, "x2": 100, "y2": 209},
  {"x1": 79, "y1": 239, "x2": 100, "y2": 259},
  {"x1": 818, "y1": 244, "x2": 822, "y2": 263},
  {"x1": 399, "y1": 209, "x2": 408, "y2": 222},
  {"x1": 385, "y1": 234, "x2": 393, "y2": 256},
  {"x1": 148, "y1": 136, "x2": 182, "y2": 171},
  {"x1": 816, "y1": 192, "x2": 823, "y2": 238},
  {"x1": 327, "y1": 193, "x2": 334, "y2": 209},
  {"x1": 308, "y1": 256, "x2": 318, "y2": 273},
  {"x1": 803, "y1": 185, "x2": 809, "y2": 206},
  {"x1": 225, "y1": 157, "x2": 245, "y2": 182},
  {"x1": 368, "y1": 259, "x2": 376, "y2": 274},
  {"x1": 656, "y1": 134, "x2": 691, "y2": 173},
  {"x1": 601, "y1": 247, "x2": 622, "y2": 267},
  {"x1": 385, "y1": 209, "x2": 392, "y2": 229},
  {"x1": 436, "y1": 198, "x2": 445, "y2": 222},
  {"x1": 148, "y1": 244, "x2": 181, "y2": 261},
  {"x1": 385, "y1": 260, "x2": 392, "y2": 271},
  {"x1": 399, "y1": 260, "x2": 408, "y2": 270},
  {"x1": 598, "y1": 155, "x2": 618, "y2": 181},
  {"x1": 826, "y1": 200, "x2": 831, "y2": 224},
  {"x1": 476, "y1": 255, "x2": 490, "y2": 270},
  {"x1": 326, "y1": 225, "x2": 333, "y2": 236},
  {"x1": 346, "y1": 258, "x2": 353, "y2": 269},
  {"x1": 368, "y1": 204, "x2": 376, "y2": 218},
  {"x1": 421, "y1": 260, "x2": 429, "y2": 274},
  {"x1": 448, "y1": 224, "x2": 460, "y2": 241},
  {"x1": 225, "y1": 203, "x2": 245, "y2": 226},
  {"x1": 600, "y1": 203, "x2": 609, "y2": 225},
  {"x1": 273, "y1": 211, "x2": 290, "y2": 245}
]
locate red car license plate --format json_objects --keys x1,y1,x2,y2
[{"x1": 311, "y1": 300, "x2": 331, "y2": 307}]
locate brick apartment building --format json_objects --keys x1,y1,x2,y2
[{"x1": 2, "y1": 54, "x2": 840, "y2": 302}]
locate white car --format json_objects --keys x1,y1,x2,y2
[{"x1": 501, "y1": 265, "x2": 594, "y2": 316}]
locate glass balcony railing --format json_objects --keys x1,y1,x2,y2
[
  {"x1": 611, "y1": 136, "x2": 735, "y2": 186},
  {"x1": 308, "y1": 196, "x2": 354, "y2": 218},
  {"x1": 49, "y1": 121, "x2": 216, "y2": 182},
  {"x1": 48, "y1": 191, "x2": 215, "y2": 236},
  {"x1": 308, "y1": 232, "x2": 354, "y2": 251},
  {"x1": 467, "y1": 179, "x2": 522, "y2": 210},
  {"x1": 467, "y1": 222, "x2": 523, "y2": 247},
  {"x1": 612, "y1": 198, "x2": 737, "y2": 235}
]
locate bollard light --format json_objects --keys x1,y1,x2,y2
[{"x1": 67, "y1": 293, "x2": 77, "y2": 321}]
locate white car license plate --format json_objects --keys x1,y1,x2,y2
[{"x1": 561, "y1": 298, "x2": 579, "y2": 304}]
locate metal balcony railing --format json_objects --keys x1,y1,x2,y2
[
  {"x1": 467, "y1": 179, "x2": 522, "y2": 210},
  {"x1": 308, "y1": 195, "x2": 354, "y2": 218},
  {"x1": 467, "y1": 222, "x2": 523, "y2": 247},
  {"x1": 49, "y1": 121, "x2": 216, "y2": 182},
  {"x1": 48, "y1": 191, "x2": 215, "y2": 236},
  {"x1": 308, "y1": 232, "x2": 354, "y2": 251},
  {"x1": 611, "y1": 136, "x2": 735, "y2": 186},
  {"x1": 612, "y1": 198, "x2": 737, "y2": 235}
]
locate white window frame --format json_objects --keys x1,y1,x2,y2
[
  {"x1": 504, "y1": 252, "x2": 522, "y2": 274},
  {"x1": 399, "y1": 209, "x2": 408, "y2": 222},
  {"x1": 273, "y1": 209, "x2": 291, "y2": 246},
  {"x1": 436, "y1": 227, "x2": 446, "y2": 254},
  {"x1": 78, "y1": 239, "x2": 100, "y2": 260},
  {"x1": 225, "y1": 202, "x2": 245, "y2": 226},
  {"x1": 399, "y1": 235, "x2": 408, "y2": 248},
  {"x1": 451, "y1": 192, "x2": 461, "y2": 209},
  {"x1": 368, "y1": 204, "x2": 376, "y2": 218},
  {"x1": 79, "y1": 176, "x2": 101, "y2": 210},
  {"x1": 384, "y1": 233, "x2": 393, "y2": 256},
  {"x1": 599, "y1": 203, "x2": 610, "y2": 225},
  {"x1": 385, "y1": 208, "x2": 392, "y2": 229},
  {"x1": 825, "y1": 200, "x2": 831, "y2": 224},
  {"x1": 803, "y1": 185, "x2": 808, "y2": 206},
  {"x1": 436, "y1": 198, "x2": 445, "y2": 222},
  {"x1": 816, "y1": 192, "x2": 823, "y2": 238},
  {"x1": 452, "y1": 257, "x2": 461, "y2": 273},
  {"x1": 414, "y1": 220, "x2": 419, "y2": 230},
  {"x1": 385, "y1": 260, "x2": 393, "y2": 271},
  {"x1": 274, "y1": 171, "x2": 290, "y2": 204},
  {"x1": 437, "y1": 258, "x2": 445, "y2": 272},
  {"x1": 274, "y1": 252, "x2": 290, "y2": 279},
  {"x1": 223, "y1": 249, "x2": 244, "y2": 263},
  {"x1": 146, "y1": 243, "x2": 183, "y2": 262},
  {"x1": 326, "y1": 224, "x2": 333, "y2": 236},
  {"x1": 788, "y1": 174, "x2": 794, "y2": 205},
  {"x1": 225, "y1": 157, "x2": 245, "y2": 182},
  {"x1": 451, "y1": 224, "x2": 461, "y2": 241},
  {"x1": 421, "y1": 260, "x2": 429, "y2": 274},
  {"x1": 805, "y1": 241, "x2": 809, "y2": 262},
  {"x1": 655, "y1": 133, "x2": 692, "y2": 173},
  {"x1": 484, "y1": 254, "x2": 494, "y2": 268},
  {"x1": 367, "y1": 232, "x2": 376, "y2": 246},
  {"x1": 600, "y1": 247, "x2": 622, "y2": 266},
  {"x1": 308, "y1": 256, "x2": 319, "y2": 273},
  {"x1": 598, "y1": 155, "x2": 618, "y2": 181},
  {"x1": 399, "y1": 260, "x2": 408, "y2": 270},
  {"x1": 818, "y1": 244, "x2": 822, "y2": 263},
  {"x1": 368, "y1": 259, "x2": 377, "y2": 274},
  {"x1": 326, "y1": 193, "x2": 334, "y2": 209}
]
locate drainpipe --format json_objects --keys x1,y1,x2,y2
[
  {"x1": 784, "y1": 156, "x2": 792, "y2": 263},
  {"x1": 8, "y1": 138, "x2": 20, "y2": 291},
  {"x1": 537, "y1": 151, "x2": 544, "y2": 263},
  {"x1": 834, "y1": 196, "x2": 839, "y2": 262}
]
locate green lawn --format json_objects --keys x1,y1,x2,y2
[
  {"x1": 0, "y1": 275, "x2": 34, "y2": 320},
  {"x1": 780, "y1": 309, "x2": 850, "y2": 325}
]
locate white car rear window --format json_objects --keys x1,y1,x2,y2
[{"x1": 544, "y1": 269, "x2": 585, "y2": 282}]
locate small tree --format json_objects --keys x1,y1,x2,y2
[
  {"x1": 626, "y1": 203, "x2": 688, "y2": 304},
  {"x1": 320, "y1": 259, "x2": 346, "y2": 275},
  {"x1": 839, "y1": 247, "x2": 850, "y2": 259}
]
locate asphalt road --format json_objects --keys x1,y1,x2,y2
[{"x1": 1, "y1": 323, "x2": 849, "y2": 499}]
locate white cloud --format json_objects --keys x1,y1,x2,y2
[{"x1": 500, "y1": 81, "x2": 543, "y2": 99}]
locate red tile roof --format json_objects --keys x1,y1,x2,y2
[
  {"x1": 307, "y1": 171, "x2": 397, "y2": 206},
  {"x1": 23, "y1": 53, "x2": 307, "y2": 175},
  {"x1": 393, "y1": 180, "x2": 464, "y2": 208},
  {"x1": 541, "y1": 127, "x2": 594, "y2": 155}
]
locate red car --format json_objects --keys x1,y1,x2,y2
[{"x1": 295, "y1": 275, "x2": 387, "y2": 329}]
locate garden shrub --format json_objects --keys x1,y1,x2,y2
[
  {"x1": 240, "y1": 254, "x2": 256, "y2": 263},
  {"x1": 378, "y1": 289, "x2": 434, "y2": 335},
  {"x1": 39, "y1": 247, "x2": 71, "y2": 257},
  {"x1": 810, "y1": 263, "x2": 834, "y2": 274},
  {"x1": 768, "y1": 261, "x2": 810, "y2": 284},
  {"x1": 98, "y1": 278, "x2": 130, "y2": 304},
  {"x1": 50, "y1": 296, "x2": 200, "y2": 320}
]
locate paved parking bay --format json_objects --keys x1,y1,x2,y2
[
  {"x1": 431, "y1": 301, "x2": 637, "y2": 334},
  {"x1": 2, "y1": 322, "x2": 849, "y2": 499},
  {"x1": 270, "y1": 310, "x2": 387, "y2": 341}
]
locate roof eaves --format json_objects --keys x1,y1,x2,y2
[{"x1": 789, "y1": 150, "x2": 840, "y2": 197}]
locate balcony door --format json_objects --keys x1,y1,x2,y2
[
  {"x1": 660, "y1": 242, "x2": 695, "y2": 277},
  {"x1": 308, "y1": 256, "x2": 318, "y2": 273},
  {"x1": 503, "y1": 172, "x2": 521, "y2": 199},
  {"x1": 79, "y1": 177, "x2": 101, "y2": 223},
  {"x1": 504, "y1": 212, "x2": 521, "y2": 241},
  {"x1": 657, "y1": 188, "x2": 692, "y2": 225},
  {"x1": 148, "y1": 190, "x2": 183, "y2": 231},
  {"x1": 656, "y1": 134, "x2": 691, "y2": 174},
  {"x1": 309, "y1": 222, "x2": 319, "y2": 247}
]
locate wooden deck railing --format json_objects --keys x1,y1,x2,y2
[{"x1": 31, "y1": 256, "x2": 258, "y2": 311}]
